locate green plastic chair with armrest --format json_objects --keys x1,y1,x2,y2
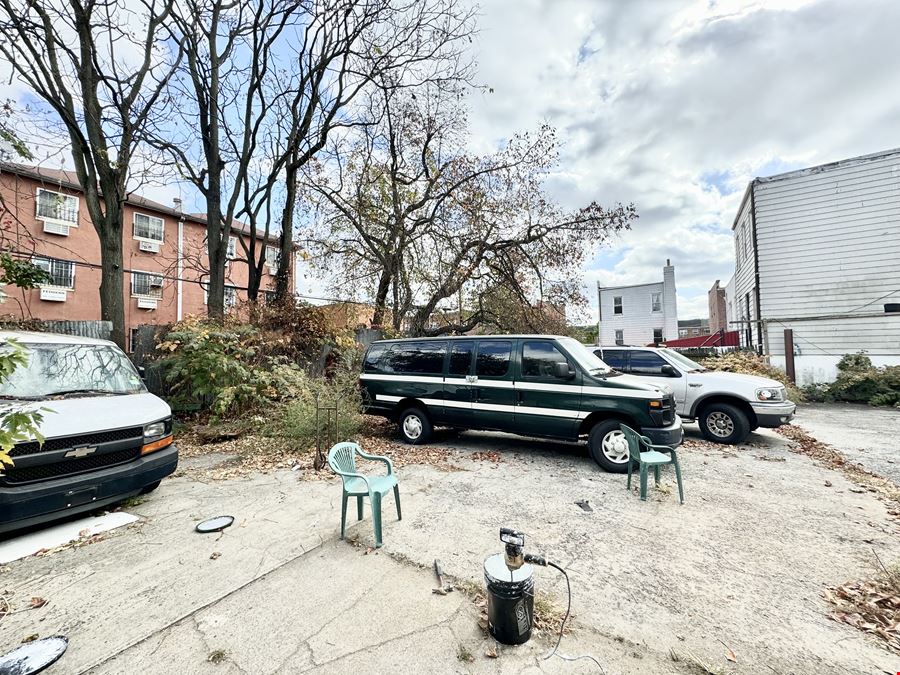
[
  {"x1": 327, "y1": 441, "x2": 401, "y2": 548},
  {"x1": 620, "y1": 424, "x2": 684, "y2": 504}
]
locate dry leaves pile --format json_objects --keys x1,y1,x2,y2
[
  {"x1": 825, "y1": 570, "x2": 900, "y2": 654},
  {"x1": 777, "y1": 425, "x2": 900, "y2": 519},
  {"x1": 176, "y1": 417, "x2": 503, "y2": 481}
]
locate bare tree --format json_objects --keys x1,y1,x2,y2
[
  {"x1": 302, "y1": 87, "x2": 637, "y2": 335},
  {"x1": 148, "y1": 0, "x2": 476, "y2": 316},
  {"x1": 0, "y1": 0, "x2": 179, "y2": 347}
]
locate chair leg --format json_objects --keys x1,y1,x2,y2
[
  {"x1": 357, "y1": 495, "x2": 363, "y2": 521},
  {"x1": 639, "y1": 466, "x2": 648, "y2": 501},
  {"x1": 340, "y1": 491, "x2": 348, "y2": 540},
  {"x1": 654, "y1": 465, "x2": 660, "y2": 486},
  {"x1": 371, "y1": 492, "x2": 383, "y2": 548},
  {"x1": 393, "y1": 484, "x2": 402, "y2": 521},
  {"x1": 627, "y1": 459, "x2": 633, "y2": 490},
  {"x1": 674, "y1": 459, "x2": 684, "y2": 504}
]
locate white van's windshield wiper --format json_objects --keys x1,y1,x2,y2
[
  {"x1": 0, "y1": 394, "x2": 45, "y2": 401},
  {"x1": 44, "y1": 389, "x2": 129, "y2": 398}
]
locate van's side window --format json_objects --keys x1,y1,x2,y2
[
  {"x1": 449, "y1": 341, "x2": 474, "y2": 376},
  {"x1": 629, "y1": 350, "x2": 669, "y2": 375},
  {"x1": 384, "y1": 342, "x2": 447, "y2": 374},
  {"x1": 363, "y1": 344, "x2": 388, "y2": 373},
  {"x1": 476, "y1": 340, "x2": 511, "y2": 378},
  {"x1": 599, "y1": 349, "x2": 628, "y2": 371},
  {"x1": 521, "y1": 341, "x2": 568, "y2": 379}
]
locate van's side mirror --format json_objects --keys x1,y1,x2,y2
[
  {"x1": 661, "y1": 364, "x2": 679, "y2": 377},
  {"x1": 554, "y1": 362, "x2": 575, "y2": 380}
]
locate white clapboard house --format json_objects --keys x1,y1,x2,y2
[
  {"x1": 597, "y1": 261, "x2": 678, "y2": 347},
  {"x1": 729, "y1": 148, "x2": 900, "y2": 384}
]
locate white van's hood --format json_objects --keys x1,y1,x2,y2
[
  {"x1": 605, "y1": 373, "x2": 673, "y2": 396},
  {"x1": 5, "y1": 392, "x2": 170, "y2": 440}
]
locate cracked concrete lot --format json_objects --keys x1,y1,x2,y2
[{"x1": 1, "y1": 416, "x2": 899, "y2": 674}]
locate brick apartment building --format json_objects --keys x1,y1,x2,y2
[{"x1": 0, "y1": 163, "x2": 291, "y2": 350}]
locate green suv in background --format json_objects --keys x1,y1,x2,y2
[{"x1": 359, "y1": 335, "x2": 682, "y2": 472}]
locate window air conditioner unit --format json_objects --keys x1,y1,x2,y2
[
  {"x1": 139, "y1": 240, "x2": 160, "y2": 253},
  {"x1": 39, "y1": 287, "x2": 67, "y2": 302},
  {"x1": 43, "y1": 221, "x2": 70, "y2": 236},
  {"x1": 137, "y1": 296, "x2": 158, "y2": 310}
]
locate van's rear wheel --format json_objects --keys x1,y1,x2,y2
[
  {"x1": 588, "y1": 420, "x2": 630, "y2": 473},
  {"x1": 398, "y1": 407, "x2": 432, "y2": 445},
  {"x1": 699, "y1": 403, "x2": 750, "y2": 444}
]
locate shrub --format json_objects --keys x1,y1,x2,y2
[
  {"x1": 157, "y1": 318, "x2": 309, "y2": 418},
  {"x1": 807, "y1": 352, "x2": 900, "y2": 407},
  {"x1": 268, "y1": 359, "x2": 363, "y2": 447}
]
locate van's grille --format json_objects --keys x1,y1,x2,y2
[
  {"x1": 2, "y1": 448, "x2": 141, "y2": 485},
  {"x1": 10, "y1": 427, "x2": 144, "y2": 458}
]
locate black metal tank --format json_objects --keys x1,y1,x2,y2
[{"x1": 483, "y1": 553, "x2": 534, "y2": 645}]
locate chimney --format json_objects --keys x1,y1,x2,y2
[{"x1": 173, "y1": 197, "x2": 182, "y2": 213}]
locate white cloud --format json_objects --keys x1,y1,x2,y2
[{"x1": 469, "y1": 0, "x2": 900, "y2": 322}]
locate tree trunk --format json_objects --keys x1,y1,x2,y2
[
  {"x1": 275, "y1": 163, "x2": 297, "y2": 302},
  {"x1": 371, "y1": 267, "x2": 394, "y2": 327},
  {"x1": 206, "y1": 183, "x2": 226, "y2": 319},
  {"x1": 97, "y1": 216, "x2": 125, "y2": 349}
]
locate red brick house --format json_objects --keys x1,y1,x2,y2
[{"x1": 0, "y1": 163, "x2": 291, "y2": 350}]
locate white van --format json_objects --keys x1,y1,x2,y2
[
  {"x1": 0, "y1": 331, "x2": 177, "y2": 534},
  {"x1": 594, "y1": 345, "x2": 796, "y2": 444}
]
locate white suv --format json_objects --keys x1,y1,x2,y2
[{"x1": 592, "y1": 345, "x2": 795, "y2": 444}]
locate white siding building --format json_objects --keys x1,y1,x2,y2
[
  {"x1": 597, "y1": 261, "x2": 678, "y2": 346},
  {"x1": 730, "y1": 148, "x2": 900, "y2": 384}
]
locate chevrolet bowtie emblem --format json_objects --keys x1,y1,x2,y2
[{"x1": 65, "y1": 446, "x2": 97, "y2": 459}]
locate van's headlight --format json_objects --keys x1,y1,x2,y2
[
  {"x1": 143, "y1": 419, "x2": 169, "y2": 440},
  {"x1": 756, "y1": 388, "x2": 784, "y2": 402}
]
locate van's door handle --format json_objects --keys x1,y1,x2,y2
[{"x1": 516, "y1": 390, "x2": 523, "y2": 404}]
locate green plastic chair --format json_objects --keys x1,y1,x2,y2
[
  {"x1": 327, "y1": 442, "x2": 401, "y2": 548},
  {"x1": 620, "y1": 424, "x2": 684, "y2": 504}
]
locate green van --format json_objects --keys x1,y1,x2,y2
[{"x1": 360, "y1": 335, "x2": 682, "y2": 472}]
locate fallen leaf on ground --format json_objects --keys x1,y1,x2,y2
[
  {"x1": 21, "y1": 634, "x2": 38, "y2": 643},
  {"x1": 209, "y1": 552, "x2": 221, "y2": 560},
  {"x1": 485, "y1": 644, "x2": 498, "y2": 658},
  {"x1": 29, "y1": 597, "x2": 47, "y2": 609}
]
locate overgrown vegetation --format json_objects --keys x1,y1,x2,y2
[
  {"x1": 699, "y1": 350, "x2": 804, "y2": 402},
  {"x1": 156, "y1": 310, "x2": 363, "y2": 455},
  {"x1": 802, "y1": 352, "x2": 900, "y2": 407},
  {"x1": 825, "y1": 555, "x2": 900, "y2": 654}
]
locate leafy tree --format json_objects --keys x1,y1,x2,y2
[
  {"x1": 302, "y1": 87, "x2": 636, "y2": 335},
  {"x1": 0, "y1": 339, "x2": 45, "y2": 469}
]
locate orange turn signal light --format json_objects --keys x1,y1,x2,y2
[
  {"x1": 649, "y1": 400, "x2": 662, "y2": 409},
  {"x1": 141, "y1": 435, "x2": 173, "y2": 456}
]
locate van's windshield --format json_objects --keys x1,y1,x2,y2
[
  {"x1": 0, "y1": 342, "x2": 146, "y2": 400},
  {"x1": 558, "y1": 338, "x2": 616, "y2": 376}
]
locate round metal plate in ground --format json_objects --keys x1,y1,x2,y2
[
  {"x1": 0, "y1": 636, "x2": 68, "y2": 675},
  {"x1": 195, "y1": 516, "x2": 234, "y2": 533}
]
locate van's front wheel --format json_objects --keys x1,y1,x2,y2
[
  {"x1": 398, "y1": 407, "x2": 432, "y2": 445},
  {"x1": 588, "y1": 420, "x2": 630, "y2": 473}
]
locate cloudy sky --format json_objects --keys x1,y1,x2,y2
[
  {"x1": 4, "y1": 0, "x2": 899, "y2": 324},
  {"x1": 465, "y1": 0, "x2": 900, "y2": 321}
]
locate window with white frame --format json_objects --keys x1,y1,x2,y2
[
  {"x1": 131, "y1": 271, "x2": 164, "y2": 298},
  {"x1": 653, "y1": 328, "x2": 664, "y2": 345},
  {"x1": 613, "y1": 296, "x2": 623, "y2": 315},
  {"x1": 265, "y1": 245, "x2": 279, "y2": 270},
  {"x1": 614, "y1": 329, "x2": 624, "y2": 345},
  {"x1": 651, "y1": 292, "x2": 662, "y2": 312},
  {"x1": 134, "y1": 213, "x2": 165, "y2": 242},
  {"x1": 226, "y1": 236, "x2": 238, "y2": 259},
  {"x1": 32, "y1": 257, "x2": 75, "y2": 288},
  {"x1": 225, "y1": 285, "x2": 237, "y2": 307},
  {"x1": 35, "y1": 189, "x2": 78, "y2": 224}
]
